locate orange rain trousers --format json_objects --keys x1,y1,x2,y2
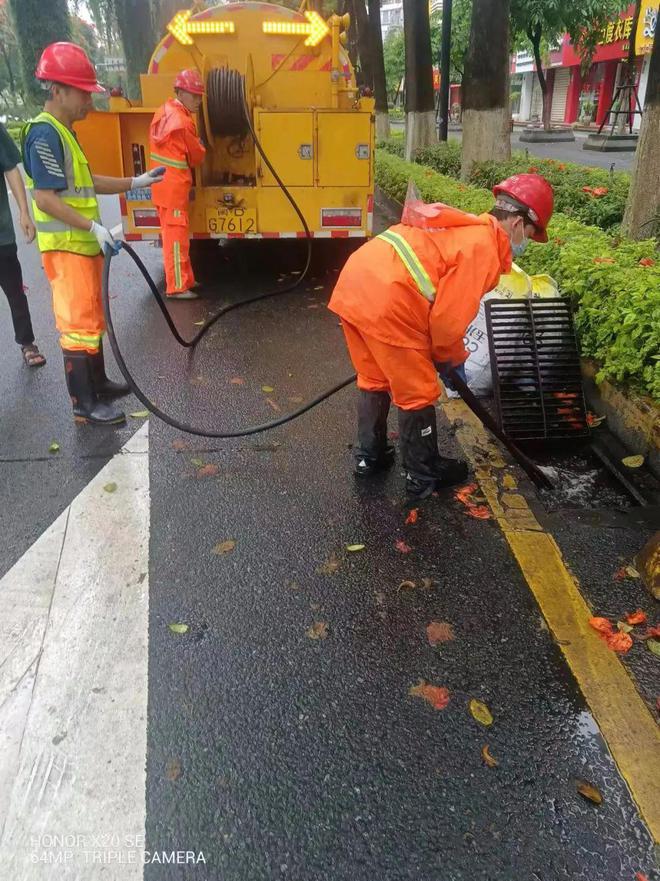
[
  {"x1": 342, "y1": 321, "x2": 441, "y2": 411},
  {"x1": 158, "y1": 207, "x2": 195, "y2": 295},
  {"x1": 42, "y1": 251, "x2": 105, "y2": 353}
]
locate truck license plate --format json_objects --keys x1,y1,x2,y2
[{"x1": 206, "y1": 207, "x2": 257, "y2": 234}]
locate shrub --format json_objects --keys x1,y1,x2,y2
[
  {"x1": 375, "y1": 152, "x2": 660, "y2": 400},
  {"x1": 376, "y1": 139, "x2": 630, "y2": 232}
]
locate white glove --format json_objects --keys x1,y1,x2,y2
[
  {"x1": 131, "y1": 166, "x2": 166, "y2": 188},
  {"x1": 89, "y1": 220, "x2": 120, "y2": 254}
]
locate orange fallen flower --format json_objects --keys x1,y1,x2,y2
[
  {"x1": 606, "y1": 630, "x2": 633, "y2": 653},
  {"x1": 645, "y1": 625, "x2": 660, "y2": 639},
  {"x1": 589, "y1": 617, "x2": 614, "y2": 636},
  {"x1": 409, "y1": 681, "x2": 451, "y2": 710},
  {"x1": 591, "y1": 186, "x2": 608, "y2": 197},
  {"x1": 625, "y1": 610, "x2": 647, "y2": 626},
  {"x1": 639, "y1": 257, "x2": 655, "y2": 267},
  {"x1": 454, "y1": 483, "x2": 479, "y2": 505},
  {"x1": 467, "y1": 505, "x2": 491, "y2": 520},
  {"x1": 395, "y1": 539, "x2": 412, "y2": 554},
  {"x1": 405, "y1": 508, "x2": 419, "y2": 525}
]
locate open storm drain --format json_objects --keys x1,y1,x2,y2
[{"x1": 486, "y1": 298, "x2": 589, "y2": 443}]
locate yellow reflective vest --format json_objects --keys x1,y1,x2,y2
[{"x1": 22, "y1": 112, "x2": 101, "y2": 257}]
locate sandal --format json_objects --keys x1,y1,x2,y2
[{"x1": 21, "y1": 344, "x2": 47, "y2": 368}]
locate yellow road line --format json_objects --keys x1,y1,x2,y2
[{"x1": 443, "y1": 399, "x2": 660, "y2": 843}]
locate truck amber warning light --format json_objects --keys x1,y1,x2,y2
[
  {"x1": 168, "y1": 10, "x2": 236, "y2": 45},
  {"x1": 262, "y1": 10, "x2": 330, "y2": 46}
]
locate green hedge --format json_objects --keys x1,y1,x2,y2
[
  {"x1": 375, "y1": 151, "x2": 660, "y2": 401},
  {"x1": 377, "y1": 138, "x2": 630, "y2": 233}
]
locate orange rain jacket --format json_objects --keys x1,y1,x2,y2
[
  {"x1": 149, "y1": 99, "x2": 206, "y2": 209},
  {"x1": 328, "y1": 208, "x2": 512, "y2": 365}
]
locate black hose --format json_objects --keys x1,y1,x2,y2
[{"x1": 101, "y1": 72, "x2": 356, "y2": 438}]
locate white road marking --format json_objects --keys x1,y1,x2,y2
[{"x1": 0, "y1": 424, "x2": 150, "y2": 879}]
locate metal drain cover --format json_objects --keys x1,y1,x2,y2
[{"x1": 485, "y1": 298, "x2": 589, "y2": 442}]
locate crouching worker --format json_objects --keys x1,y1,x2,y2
[
  {"x1": 328, "y1": 174, "x2": 553, "y2": 499},
  {"x1": 22, "y1": 42, "x2": 164, "y2": 426}
]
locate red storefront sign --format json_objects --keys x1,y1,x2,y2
[{"x1": 561, "y1": 4, "x2": 635, "y2": 66}]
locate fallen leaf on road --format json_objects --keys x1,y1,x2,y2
[
  {"x1": 313, "y1": 285, "x2": 323, "y2": 290},
  {"x1": 190, "y1": 458, "x2": 204, "y2": 467},
  {"x1": 289, "y1": 396, "x2": 304, "y2": 404},
  {"x1": 427, "y1": 621, "x2": 454, "y2": 645},
  {"x1": 129, "y1": 410, "x2": 149, "y2": 418},
  {"x1": 165, "y1": 758, "x2": 182, "y2": 780},
  {"x1": 647, "y1": 639, "x2": 660, "y2": 658},
  {"x1": 172, "y1": 439, "x2": 188, "y2": 450},
  {"x1": 409, "y1": 681, "x2": 450, "y2": 710},
  {"x1": 421, "y1": 577, "x2": 434, "y2": 590},
  {"x1": 606, "y1": 631, "x2": 633, "y2": 653},
  {"x1": 197, "y1": 464, "x2": 219, "y2": 477},
  {"x1": 168, "y1": 623, "x2": 189, "y2": 634},
  {"x1": 589, "y1": 616, "x2": 614, "y2": 636},
  {"x1": 346, "y1": 544, "x2": 365, "y2": 552},
  {"x1": 645, "y1": 625, "x2": 660, "y2": 638},
  {"x1": 230, "y1": 377, "x2": 244, "y2": 385},
  {"x1": 469, "y1": 699, "x2": 493, "y2": 726},
  {"x1": 405, "y1": 508, "x2": 419, "y2": 525},
  {"x1": 465, "y1": 505, "x2": 491, "y2": 520},
  {"x1": 625, "y1": 565, "x2": 641, "y2": 579},
  {"x1": 576, "y1": 780, "x2": 602, "y2": 804},
  {"x1": 212, "y1": 540, "x2": 236, "y2": 555},
  {"x1": 306, "y1": 621, "x2": 328, "y2": 640},
  {"x1": 285, "y1": 580, "x2": 299, "y2": 590},
  {"x1": 317, "y1": 556, "x2": 340, "y2": 575},
  {"x1": 261, "y1": 385, "x2": 274, "y2": 393},
  {"x1": 622, "y1": 455, "x2": 644, "y2": 468},
  {"x1": 193, "y1": 320, "x2": 205, "y2": 326},
  {"x1": 265, "y1": 398, "x2": 281, "y2": 412},
  {"x1": 103, "y1": 482, "x2": 117, "y2": 493},
  {"x1": 586, "y1": 412, "x2": 606, "y2": 428},
  {"x1": 481, "y1": 745, "x2": 499, "y2": 768},
  {"x1": 48, "y1": 442, "x2": 60, "y2": 453},
  {"x1": 625, "y1": 609, "x2": 647, "y2": 625},
  {"x1": 398, "y1": 580, "x2": 416, "y2": 591},
  {"x1": 395, "y1": 539, "x2": 412, "y2": 553},
  {"x1": 616, "y1": 620, "x2": 633, "y2": 633}
]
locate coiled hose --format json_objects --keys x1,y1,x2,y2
[{"x1": 102, "y1": 68, "x2": 356, "y2": 438}]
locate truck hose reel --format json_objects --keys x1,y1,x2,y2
[{"x1": 206, "y1": 67, "x2": 249, "y2": 137}]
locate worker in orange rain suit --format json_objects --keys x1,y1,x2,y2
[
  {"x1": 149, "y1": 69, "x2": 207, "y2": 300},
  {"x1": 23, "y1": 42, "x2": 165, "y2": 427},
  {"x1": 328, "y1": 173, "x2": 554, "y2": 499}
]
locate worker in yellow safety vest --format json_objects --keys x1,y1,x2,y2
[{"x1": 22, "y1": 42, "x2": 165, "y2": 426}]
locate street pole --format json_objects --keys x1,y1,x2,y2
[{"x1": 438, "y1": 0, "x2": 452, "y2": 141}]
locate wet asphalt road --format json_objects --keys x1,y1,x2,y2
[{"x1": 1, "y1": 196, "x2": 658, "y2": 880}]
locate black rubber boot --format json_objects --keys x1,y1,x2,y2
[
  {"x1": 89, "y1": 342, "x2": 130, "y2": 399},
  {"x1": 63, "y1": 351, "x2": 126, "y2": 426},
  {"x1": 398, "y1": 405, "x2": 468, "y2": 498},
  {"x1": 354, "y1": 390, "x2": 395, "y2": 477}
]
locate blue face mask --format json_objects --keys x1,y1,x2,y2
[{"x1": 511, "y1": 223, "x2": 528, "y2": 258}]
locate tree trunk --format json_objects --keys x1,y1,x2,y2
[
  {"x1": 152, "y1": 0, "x2": 185, "y2": 41},
  {"x1": 8, "y1": 0, "x2": 71, "y2": 106},
  {"x1": 403, "y1": 0, "x2": 437, "y2": 159},
  {"x1": 438, "y1": 0, "x2": 452, "y2": 141},
  {"x1": 368, "y1": 0, "x2": 389, "y2": 139},
  {"x1": 343, "y1": 0, "x2": 360, "y2": 75},
  {"x1": 622, "y1": 28, "x2": 659, "y2": 239},
  {"x1": 0, "y1": 39, "x2": 16, "y2": 96},
  {"x1": 114, "y1": 0, "x2": 156, "y2": 101},
  {"x1": 352, "y1": 0, "x2": 374, "y2": 91},
  {"x1": 528, "y1": 27, "x2": 551, "y2": 131},
  {"x1": 460, "y1": 0, "x2": 510, "y2": 178}
]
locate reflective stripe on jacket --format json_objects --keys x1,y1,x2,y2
[{"x1": 21, "y1": 112, "x2": 101, "y2": 257}]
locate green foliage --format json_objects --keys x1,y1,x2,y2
[
  {"x1": 383, "y1": 28, "x2": 405, "y2": 98},
  {"x1": 378, "y1": 138, "x2": 630, "y2": 232},
  {"x1": 8, "y1": 0, "x2": 71, "y2": 105},
  {"x1": 375, "y1": 151, "x2": 660, "y2": 400}
]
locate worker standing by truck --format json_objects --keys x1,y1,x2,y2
[
  {"x1": 149, "y1": 69, "x2": 207, "y2": 300},
  {"x1": 328, "y1": 174, "x2": 554, "y2": 499},
  {"x1": 22, "y1": 42, "x2": 165, "y2": 426}
]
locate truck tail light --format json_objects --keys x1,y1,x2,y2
[
  {"x1": 321, "y1": 208, "x2": 362, "y2": 228},
  {"x1": 133, "y1": 209, "x2": 160, "y2": 228}
]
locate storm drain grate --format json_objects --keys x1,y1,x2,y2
[{"x1": 485, "y1": 298, "x2": 589, "y2": 442}]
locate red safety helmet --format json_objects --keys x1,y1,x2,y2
[
  {"x1": 174, "y1": 69, "x2": 205, "y2": 95},
  {"x1": 493, "y1": 174, "x2": 554, "y2": 243},
  {"x1": 35, "y1": 42, "x2": 105, "y2": 93}
]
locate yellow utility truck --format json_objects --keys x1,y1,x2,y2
[{"x1": 76, "y1": 1, "x2": 375, "y2": 246}]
